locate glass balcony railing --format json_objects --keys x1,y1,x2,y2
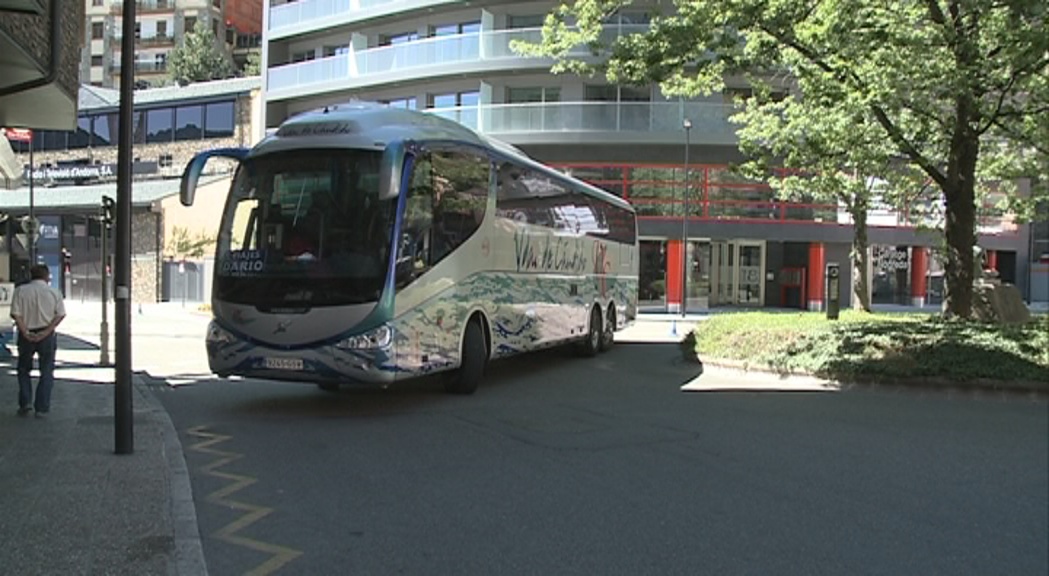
[
  {"x1": 270, "y1": 0, "x2": 464, "y2": 32},
  {"x1": 268, "y1": 54, "x2": 351, "y2": 92},
  {"x1": 426, "y1": 101, "x2": 738, "y2": 141},
  {"x1": 267, "y1": 26, "x2": 648, "y2": 93}
]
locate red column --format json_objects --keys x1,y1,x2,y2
[
  {"x1": 986, "y1": 250, "x2": 998, "y2": 272},
  {"x1": 910, "y1": 247, "x2": 928, "y2": 307},
  {"x1": 807, "y1": 242, "x2": 825, "y2": 311},
  {"x1": 665, "y1": 240, "x2": 683, "y2": 313}
]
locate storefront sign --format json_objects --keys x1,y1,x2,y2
[
  {"x1": 874, "y1": 246, "x2": 909, "y2": 273},
  {"x1": 22, "y1": 161, "x2": 159, "y2": 182}
]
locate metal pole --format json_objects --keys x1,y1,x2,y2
[
  {"x1": 114, "y1": 0, "x2": 136, "y2": 455},
  {"x1": 682, "y1": 119, "x2": 691, "y2": 318},
  {"x1": 100, "y1": 218, "x2": 110, "y2": 366},
  {"x1": 28, "y1": 136, "x2": 35, "y2": 264}
]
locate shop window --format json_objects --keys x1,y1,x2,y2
[
  {"x1": 204, "y1": 101, "x2": 235, "y2": 138},
  {"x1": 175, "y1": 105, "x2": 204, "y2": 140}
]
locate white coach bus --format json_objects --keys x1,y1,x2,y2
[{"x1": 180, "y1": 102, "x2": 638, "y2": 394}]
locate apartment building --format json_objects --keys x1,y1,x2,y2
[
  {"x1": 82, "y1": 0, "x2": 233, "y2": 88},
  {"x1": 260, "y1": 0, "x2": 1044, "y2": 309}
]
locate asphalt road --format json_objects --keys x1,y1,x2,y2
[{"x1": 149, "y1": 339, "x2": 1049, "y2": 576}]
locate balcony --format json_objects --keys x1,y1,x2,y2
[
  {"x1": 269, "y1": 0, "x2": 408, "y2": 35},
  {"x1": 110, "y1": 0, "x2": 174, "y2": 14},
  {"x1": 138, "y1": 34, "x2": 175, "y2": 48},
  {"x1": 267, "y1": 26, "x2": 645, "y2": 96},
  {"x1": 426, "y1": 101, "x2": 739, "y2": 146},
  {"x1": 110, "y1": 60, "x2": 168, "y2": 73}
]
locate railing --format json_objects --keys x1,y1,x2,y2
[
  {"x1": 270, "y1": 0, "x2": 420, "y2": 32},
  {"x1": 267, "y1": 26, "x2": 648, "y2": 93},
  {"x1": 110, "y1": 0, "x2": 173, "y2": 14},
  {"x1": 421, "y1": 102, "x2": 738, "y2": 144},
  {"x1": 137, "y1": 35, "x2": 175, "y2": 47},
  {"x1": 110, "y1": 61, "x2": 168, "y2": 73}
]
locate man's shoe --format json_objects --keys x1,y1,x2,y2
[
  {"x1": 17, "y1": 407, "x2": 31, "y2": 417},
  {"x1": 34, "y1": 411, "x2": 47, "y2": 419}
]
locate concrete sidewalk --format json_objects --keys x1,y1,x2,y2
[{"x1": 0, "y1": 347, "x2": 206, "y2": 575}]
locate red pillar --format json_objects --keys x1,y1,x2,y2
[
  {"x1": 910, "y1": 247, "x2": 928, "y2": 307},
  {"x1": 666, "y1": 240, "x2": 683, "y2": 312},
  {"x1": 807, "y1": 242, "x2": 825, "y2": 311},
  {"x1": 986, "y1": 250, "x2": 998, "y2": 272}
]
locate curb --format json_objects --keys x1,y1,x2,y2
[
  {"x1": 133, "y1": 374, "x2": 210, "y2": 576},
  {"x1": 695, "y1": 356, "x2": 1049, "y2": 396}
]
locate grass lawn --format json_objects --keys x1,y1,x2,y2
[{"x1": 691, "y1": 310, "x2": 1049, "y2": 383}]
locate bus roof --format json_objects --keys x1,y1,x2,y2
[{"x1": 254, "y1": 101, "x2": 634, "y2": 213}]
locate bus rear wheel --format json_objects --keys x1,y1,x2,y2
[{"x1": 446, "y1": 320, "x2": 487, "y2": 395}]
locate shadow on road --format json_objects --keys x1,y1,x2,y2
[{"x1": 192, "y1": 341, "x2": 704, "y2": 420}]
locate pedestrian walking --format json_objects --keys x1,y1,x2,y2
[{"x1": 10, "y1": 264, "x2": 66, "y2": 418}]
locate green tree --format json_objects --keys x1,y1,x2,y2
[
  {"x1": 168, "y1": 20, "x2": 232, "y2": 85},
  {"x1": 732, "y1": 90, "x2": 931, "y2": 312},
  {"x1": 515, "y1": 0, "x2": 1049, "y2": 319},
  {"x1": 243, "y1": 49, "x2": 262, "y2": 76},
  {"x1": 166, "y1": 226, "x2": 216, "y2": 260}
]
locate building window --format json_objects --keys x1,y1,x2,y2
[
  {"x1": 323, "y1": 45, "x2": 349, "y2": 57},
  {"x1": 383, "y1": 98, "x2": 417, "y2": 110},
  {"x1": 159, "y1": 154, "x2": 174, "y2": 168},
  {"x1": 380, "y1": 31, "x2": 419, "y2": 46},
  {"x1": 213, "y1": 0, "x2": 221, "y2": 7},
  {"x1": 507, "y1": 15, "x2": 544, "y2": 29},
  {"x1": 157, "y1": 21, "x2": 167, "y2": 37},
  {"x1": 155, "y1": 53, "x2": 167, "y2": 69},
  {"x1": 291, "y1": 50, "x2": 315, "y2": 63},
  {"x1": 70, "y1": 117, "x2": 92, "y2": 149},
  {"x1": 91, "y1": 55, "x2": 104, "y2": 67},
  {"x1": 134, "y1": 22, "x2": 141, "y2": 39},
  {"x1": 92, "y1": 0, "x2": 103, "y2": 5},
  {"x1": 91, "y1": 22, "x2": 104, "y2": 40},
  {"x1": 204, "y1": 101, "x2": 235, "y2": 138},
  {"x1": 175, "y1": 105, "x2": 204, "y2": 140},
  {"x1": 213, "y1": 19, "x2": 220, "y2": 38},
  {"x1": 507, "y1": 87, "x2": 560, "y2": 103},
  {"x1": 184, "y1": 16, "x2": 197, "y2": 33},
  {"x1": 146, "y1": 108, "x2": 173, "y2": 144}
]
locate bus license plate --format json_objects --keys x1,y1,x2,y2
[{"x1": 263, "y1": 357, "x2": 304, "y2": 371}]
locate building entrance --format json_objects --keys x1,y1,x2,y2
[
  {"x1": 710, "y1": 240, "x2": 766, "y2": 306},
  {"x1": 639, "y1": 238, "x2": 766, "y2": 311}
]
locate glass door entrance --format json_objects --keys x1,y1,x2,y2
[{"x1": 710, "y1": 240, "x2": 765, "y2": 306}]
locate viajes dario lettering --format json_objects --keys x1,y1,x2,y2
[{"x1": 513, "y1": 230, "x2": 588, "y2": 273}]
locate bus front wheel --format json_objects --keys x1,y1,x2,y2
[
  {"x1": 600, "y1": 305, "x2": 615, "y2": 352},
  {"x1": 576, "y1": 306, "x2": 601, "y2": 357},
  {"x1": 446, "y1": 321, "x2": 486, "y2": 395}
]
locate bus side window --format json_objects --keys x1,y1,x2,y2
[
  {"x1": 397, "y1": 156, "x2": 435, "y2": 285},
  {"x1": 430, "y1": 150, "x2": 488, "y2": 263}
]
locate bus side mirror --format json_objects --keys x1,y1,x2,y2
[{"x1": 180, "y1": 147, "x2": 251, "y2": 207}]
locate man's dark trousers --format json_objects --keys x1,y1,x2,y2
[{"x1": 17, "y1": 332, "x2": 56, "y2": 413}]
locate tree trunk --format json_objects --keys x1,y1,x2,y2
[
  {"x1": 942, "y1": 133, "x2": 979, "y2": 319},
  {"x1": 850, "y1": 201, "x2": 871, "y2": 312}
]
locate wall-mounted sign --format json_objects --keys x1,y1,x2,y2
[
  {"x1": 3, "y1": 128, "x2": 32, "y2": 142},
  {"x1": 873, "y1": 245, "x2": 909, "y2": 273},
  {"x1": 21, "y1": 161, "x2": 159, "y2": 183}
]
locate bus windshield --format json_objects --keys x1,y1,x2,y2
[{"x1": 214, "y1": 148, "x2": 395, "y2": 308}]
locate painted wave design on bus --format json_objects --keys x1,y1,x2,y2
[{"x1": 388, "y1": 271, "x2": 637, "y2": 376}]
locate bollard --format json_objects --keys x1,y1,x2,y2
[{"x1": 670, "y1": 319, "x2": 678, "y2": 336}]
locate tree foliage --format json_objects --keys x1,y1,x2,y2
[
  {"x1": 168, "y1": 20, "x2": 232, "y2": 85},
  {"x1": 243, "y1": 50, "x2": 262, "y2": 77},
  {"x1": 515, "y1": 0, "x2": 1049, "y2": 319},
  {"x1": 166, "y1": 226, "x2": 216, "y2": 260}
]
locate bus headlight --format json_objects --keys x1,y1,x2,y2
[
  {"x1": 206, "y1": 321, "x2": 234, "y2": 345},
  {"x1": 336, "y1": 325, "x2": 393, "y2": 350}
]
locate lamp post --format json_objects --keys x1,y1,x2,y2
[{"x1": 682, "y1": 118, "x2": 692, "y2": 317}]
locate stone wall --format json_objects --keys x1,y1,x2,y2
[
  {"x1": 132, "y1": 211, "x2": 162, "y2": 304},
  {"x1": 0, "y1": 2, "x2": 84, "y2": 102}
]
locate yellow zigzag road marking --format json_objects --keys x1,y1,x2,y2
[{"x1": 188, "y1": 426, "x2": 303, "y2": 576}]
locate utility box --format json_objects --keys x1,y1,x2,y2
[{"x1": 826, "y1": 262, "x2": 841, "y2": 320}]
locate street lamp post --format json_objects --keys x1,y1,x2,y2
[{"x1": 682, "y1": 118, "x2": 692, "y2": 318}]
